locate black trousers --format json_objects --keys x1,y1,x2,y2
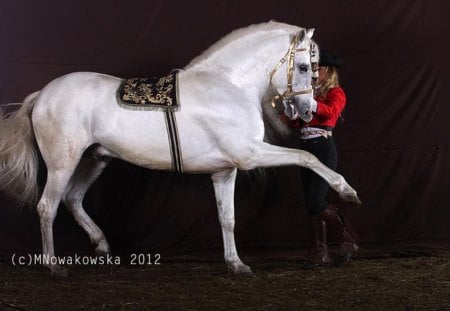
[{"x1": 300, "y1": 136, "x2": 337, "y2": 215}]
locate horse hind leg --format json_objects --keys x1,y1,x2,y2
[
  {"x1": 37, "y1": 164, "x2": 79, "y2": 277},
  {"x1": 63, "y1": 151, "x2": 111, "y2": 256},
  {"x1": 211, "y1": 168, "x2": 252, "y2": 275}
]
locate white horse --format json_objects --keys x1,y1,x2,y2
[{"x1": 0, "y1": 22, "x2": 360, "y2": 276}]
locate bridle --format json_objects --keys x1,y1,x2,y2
[{"x1": 269, "y1": 31, "x2": 318, "y2": 107}]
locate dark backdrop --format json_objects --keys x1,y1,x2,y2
[{"x1": 1, "y1": 0, "x2": 449, "y2": 259}]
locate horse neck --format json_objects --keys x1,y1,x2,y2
[{"x1": 186, "y1": 31, "x2": 292, "y2": 102}]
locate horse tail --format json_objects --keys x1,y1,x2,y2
[{"x1": 0, "y1": 91, "x2": 40, "y2": 205}]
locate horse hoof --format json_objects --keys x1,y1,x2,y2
[
  {"x1": 50, "y1": 265, "x2": 69, "y2": 278},
  {"x1": 95, "y1": 247, "x2": 110, "y2": 257},
  {"x1": 333, "y1": 252, "x2": 353, "y2": 267},
  {"x1": 341, "y1": 192, "x2": 361, "y2": 206},
  {"x1": 228, "y1": 264, "x2": 254, "y2": 276}
]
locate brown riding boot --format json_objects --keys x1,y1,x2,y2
[
  {"x1": 302, "y1": 215, "x2": 331, "y2": 270},
  {"x1": 318, "y1": 206, "x2": 358, "y2": 266}
]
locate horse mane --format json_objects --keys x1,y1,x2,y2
[
  {"x1": 185, "y1": 21, "x2": 310, "y2": 143},
  {"x1": 186, "y1": 21, "x2": 301, "y2": 68}
]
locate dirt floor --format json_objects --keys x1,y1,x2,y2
[{"x1": 0, "y1": 256, "x2": 449, "y2": 310}]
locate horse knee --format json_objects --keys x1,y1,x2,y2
[
  {"x1": 217, "y1": 205, "x2": 235, "y2": 232},
  {"x1": 299, "y1": 152, "x2": 318, "y2": 169},
  {"x1": 219, "y1": 217, "x2": 235, "y2": 232}
]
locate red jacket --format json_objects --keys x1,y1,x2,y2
[{"x1": 282, "y1": 87, "x2": 346, "y2": 129}]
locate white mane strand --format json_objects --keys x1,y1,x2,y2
[{"x1": 185, "y1": 21, "x2": 302, "y2": 69}]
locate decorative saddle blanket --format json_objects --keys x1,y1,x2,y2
[
  {"x1": 116, "y1": 72, "x2": 179, "y2": 111},
  {"x1": 116, "y1": 71, "x2": 183, "y2": 173}
]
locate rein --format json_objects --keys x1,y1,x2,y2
[{"x1": 269, "y1": 31, "x2": 318, "y2": 107}]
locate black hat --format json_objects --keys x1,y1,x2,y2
[{"x1": 319, "y1": 50, "x2": 344, "y2": 68}]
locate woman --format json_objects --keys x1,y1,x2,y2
[{"x1": 282, "y1": 50, "x2": 358, "y2": 269}]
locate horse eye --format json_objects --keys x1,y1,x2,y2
[{"x1": 298, "y1": 64, "x2": 309, "y2": 73}]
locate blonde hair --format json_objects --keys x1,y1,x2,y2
[{"x1": 315, "y1": 67, "x2": 340, "y2": 98}]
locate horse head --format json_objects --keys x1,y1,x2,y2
[{"x1": 270, "y1": 28, "x2": 318, "y2": 123}]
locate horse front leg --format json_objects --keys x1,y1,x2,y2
[
  {"x1": 211, "y1": 168, "x2": 252, "y2": 275},
  {"x1": 240, "y1": 142, "x2": 361, "y2": 205}
]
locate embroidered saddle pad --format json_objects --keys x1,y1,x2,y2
[
  {"x1": 116, "y1": 72, "x2": 179, "y2": 111},
  {"x1": 115, "y1": 71, "x2": 184, "y2": 173}
]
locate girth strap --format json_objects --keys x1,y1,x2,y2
[{"x1": 164, "y1": 110, "x2": 183, "y2": 173}]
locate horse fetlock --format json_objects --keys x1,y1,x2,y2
[
  {"x1": 329, "y1": 176, "x2": 361, "y2": 205},
  {"x1": 95, "y1": 240, "x2": 110, "y2": 255},
  {"x1": 335, "y1": 182, "x2": 360, "y2": 204},
  {"x1": 49, "y1": 264, "x2": 69, "y2": 278},
  {"x1": 329, "y1": 175, "x2": 347, "y2": 193}
]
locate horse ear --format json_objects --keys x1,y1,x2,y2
[
  {"x1": 298, "y1": 29, "x2": 306, "y2": 42},
  {"x1": 306, "y1": 28, "x2": 315, "y2": 39}
]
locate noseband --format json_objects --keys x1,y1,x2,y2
[{"x1": 270, "y1": 31, "x2": 318, "y2": 107}]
